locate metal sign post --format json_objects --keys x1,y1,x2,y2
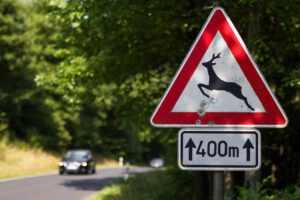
[{"x1": 213, "y1": 171, "x2": 224, "y2": 200}]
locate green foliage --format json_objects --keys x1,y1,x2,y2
[
  {"x1": 0, "y1": 0, "x2": 73, "y2": 149},
  {"x1": 90, "y1": 172, "x2": 300, "y2": 200},
  {"x1": 236, "y1": 178, "x2": 300, "y2": 200},
  {"x1": 89, "y1": 170, "x2": 192, "y2": 200},
  {"x1": 0, "y1": 0, "x2": 298, "y2": 191},
  {"x1": 40, "y1": 0, "x2": 300, "y2": 169}
]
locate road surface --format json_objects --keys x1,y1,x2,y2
[{"x1": 0, "y1": 167, "x2": 150, "y2": 200}]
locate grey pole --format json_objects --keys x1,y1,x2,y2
[
  {"x1": 213, "y1": 0, "x2": 221, "y2": 7},
  {"x1": 213, "y1": 171, "x2": 224, "y2": 200},
  {"x1": 213, "y1": 1, "x2": 224, "y2": 199}
]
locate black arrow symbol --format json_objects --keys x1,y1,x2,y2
[
  {"x1": 242, "y1": 139, "x2": 254, "y2": 161},
  {"x1": 185, "y1": 138, "x2": 196, "y2": 161}
]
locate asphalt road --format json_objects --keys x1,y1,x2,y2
[{"x1": 0, "y1": 167, "x2": 150, "y2": 200}]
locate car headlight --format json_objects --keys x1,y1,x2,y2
[
  {"x1": 59, "y1": 161, "x2": 65, "y2": 166},
  {"x1": 81, "y1": 162, "x2": 88, "y2": 167}
]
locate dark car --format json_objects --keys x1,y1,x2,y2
[{"x1": 59, "y1": 149, "x2": 96, "y2": 175}]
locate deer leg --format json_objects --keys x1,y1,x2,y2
[
  {"x1": 242, "y1": 97, "x2": 255, "y2": 111},
  {"x1": 235, "y1": 92, "x2": 255, "y2": 111},
  {"x1": 225, "y1": 83, "x2": 255, "y2": 111},
  {"x1": 197, "y1": 84, "x2": 210, "y2": 98}
]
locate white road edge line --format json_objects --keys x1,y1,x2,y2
[
  {"x1": 0, "y1": 172, "x2": 57, "y2": 183},
  {"x1": 0, "y1": 167, "x2": 118, "y2": 183}
]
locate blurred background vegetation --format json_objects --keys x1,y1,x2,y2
[{"x1": 0, "y1": 0, "x2": 299, "y2": 198}]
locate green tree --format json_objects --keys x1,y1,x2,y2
[
  {"x1": 31, "y1": 0, "x2": 300, "y2": 192},
  {"x1": 0, "y1": 0, "x2": 71, "y2": 150}
]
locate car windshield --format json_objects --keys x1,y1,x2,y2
[{"x1": 64, "y1": 150, "x2": 90, "y2": 160}]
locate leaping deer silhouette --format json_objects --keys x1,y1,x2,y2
[{"x1": 197, "y1": 52, "x2": 255, "y2": 111}]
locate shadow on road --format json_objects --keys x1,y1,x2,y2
[
  {"x1": 60, "y1": 167, "x2": 153, "y2": 192},
  {"x1": 60, "y1": 177, "x2": 120, "y2": 191}
]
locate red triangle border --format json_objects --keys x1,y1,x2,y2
[{"x1": 151, "y1": 7, "x2": 288, "y2": 128}]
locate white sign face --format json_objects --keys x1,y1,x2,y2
[{"x1": 178, "y1": 128, "x2": 261, "y2": 171}]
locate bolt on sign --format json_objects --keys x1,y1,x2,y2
[
  {"x1": 178, "y1": 128, "x2": 261, "y2": 171},
  {"x1": 150, "y1": 7, "x2": 288, "y2": 128}
]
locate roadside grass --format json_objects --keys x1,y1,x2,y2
[
  {"x1": 96, "y1": 158, "x2": 119, "y2": 169},
  {"x1": 0, "y1": 139, "x2": 120, "y2": 180},
  {"x1": 0, "y1": 140, "x2": 59, "y2": 179},
  {"x1": 87, "y1": 170, "x2": 190, "y2": 200}
]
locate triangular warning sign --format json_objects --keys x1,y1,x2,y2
[{"x1": 151, "y1": 7, "x2": 288, "y2": 128}]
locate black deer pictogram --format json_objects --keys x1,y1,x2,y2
[{"x1": 197, "y1": 53, "x2": 255, "y2": 111}]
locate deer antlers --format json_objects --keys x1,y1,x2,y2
[{"x1": 211, "y1": 52, "x2": 221, "y2": 61}]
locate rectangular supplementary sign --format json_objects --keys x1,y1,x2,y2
[{"x1": 178, "y1": 128, "x2": 261, "y2": 171}]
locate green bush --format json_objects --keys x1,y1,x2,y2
[
  {"x1": 90, "y1": 171, "x2": 300, "y2": 200},
  {"x1": 235, "y1": 180, "x2": 300, "y2": 200},
  {"x1": 89, "y1": 170, "x2": 192, "y2": 200}
]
